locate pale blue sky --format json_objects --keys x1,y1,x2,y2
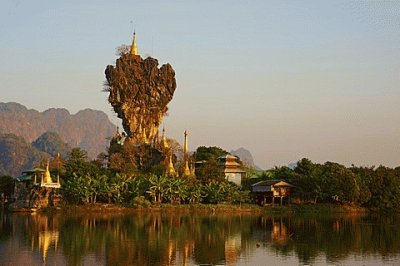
[{"x1": 1, "y1": 1, "x2": 399, "y2": 168}]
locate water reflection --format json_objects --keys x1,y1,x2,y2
[{"x1": 0, "y1": 210, "x2": 399, "y2": 265}]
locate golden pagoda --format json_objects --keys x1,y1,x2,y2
[
  {"x1": 183, "y1": 130, "x2": 191, "y2": 176},
  {"x1": 130, "y1": 31, "x2": 138, "y2": 55},
  {"x1": 160, "y1": 127, "x2": 169, "y2": 150},
  {"x1": 40, "y1": 162, "x2": 60, "y2": 188},
  {"x1": 166, "y1": 153, "x2": 177, "y2": 177}
]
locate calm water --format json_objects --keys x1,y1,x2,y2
[{"x1": 0, "y1": 210, "x2": 399, "y2": 266}]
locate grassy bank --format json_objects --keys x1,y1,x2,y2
[
  {"x1": 37, "y1": 203, "x2": 373, "y2": 216},
  {"x1": 261, "y1": 203, "x2": 368, "y2": 216}
]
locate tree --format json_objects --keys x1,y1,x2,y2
[
  {"x1": 202, "y1": 181, "x2": 225, "y2": 204},
  {"x1": 64, "y1": 147, "x2": 100, "y2": 179},
  {"x1": 109, "y1": 173, "x2": 131, "y2": 204},
  {"x1": 163, "y1": 177, "x2": 188, "y2": 204},
  {"x1": 147, "y1": 175, "x2": 167, "y2": 204},
  {"x1": 186, "y1": 182, "x2": 204, "y2": 204},
  {"x1": 0, "y1": 175, "x2": 14, "y2": 199},
  {"x1": 349, "y1": 166, "x2": 373, "y2": 205},
  {"x1": 193, "y1": 146, "x2": 228, "y2": 161},
  {"x1": 372, "y1": 166, "x2": 400, "y2": 209},
  {"x1": 294, "y1": 158, "x2": 314, "y2": 176},
  {"x1": 193, "y1": 146, "x2": 228, "y2": 182}
]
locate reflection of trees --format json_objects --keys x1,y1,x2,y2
[
  {"x1": 257, "y1": 214, "x2": 400, "y2": 265},
  {"x1": 2, "y1": 212, "x2": 400, "y2": 265},
  {"x1": 60, "y1": 213, "x2": 259, "y2": 266},
  {"x1": 54, "y1": 213, "x2": 256, "y2": 266}
]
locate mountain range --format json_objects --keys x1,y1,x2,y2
[
  {"x1": 0, "y1": 102, "x2": 116, "y2": 159},
  {"x1": 0, "y1": 102, "x2": 262, "y2": 176}
]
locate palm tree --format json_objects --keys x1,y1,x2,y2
[{"x1": 147, "y1": 175, "x2": 167, "y2": 204}]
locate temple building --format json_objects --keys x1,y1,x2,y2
[{"x1": 218, "y1": 155, "x2": 246, "y2": 186}]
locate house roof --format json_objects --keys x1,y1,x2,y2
[
  {"x1": 16, "y1": 174, "x2": 34, "y2": 182},
  {"x1": 218, "y1": 154, "x2": 238, "y2": 160},
  {"x1": 218, "y1": 154, "x2": 242, "y2": 169},
  {"x1": 22, "y1": 168, "x2": 45, "y2": 174},
  {"x1": 252, "y1": 179, "x2": 294, "y2": 187},
  {"x1": 224, "y1": 168, "x2": 246, "y2": 173}
]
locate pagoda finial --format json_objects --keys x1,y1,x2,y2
[
  {"x1": 130, "y1": 31, "x2": 138, "y2": 56},
  {"x1": 161, "y1": 127, "x2": 169, "y2": 149},
  {"x1": 183, "y1": 130, "x2": 191, "y2": 176},
  {"x1": 43, "y1": 161, "x2": 52, "y2": 184},
  {"x1": 183, "y1": 130, "x2": 188, "y2": 157},
  {"x1": 166, "y1": 152, "x2": 177, "y2": 177}
]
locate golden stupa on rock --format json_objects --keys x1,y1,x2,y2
[{"x1": 40, "y1": 162, "x2": 60, "y2": 188}]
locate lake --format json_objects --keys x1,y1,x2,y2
[{"x1": 0, "y1": 209, "x2": 399, "y2": 265}]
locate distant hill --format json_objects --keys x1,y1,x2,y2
[
  {"x1": 0, "y1": 102, "x2": 116, "y2": 159},
  {"x1": 0, "y1": 133, "x2": 50, "y2": 177},
  {"x1": 32, "y1": 131, "x2": 72, "y2": 158},
  {"x1": 230, "y1": 147, "x2": 261, "y2": 170}
]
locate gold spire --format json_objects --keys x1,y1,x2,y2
[
  {"x1": 130, "y1": 31, "x2": 138, "y2": 55},
  {"x1": 43, "y1": 162, "x2": 52, "y2": 184},
  {"x1": 166, "y1": 153, "x2": 177, "y2": 177},
  {"x1": 41, "y1": 160, "x2": 61, "y2": 188},
  {"x1": 183, "y1": 130, "x2": 188, "y2": 156},
  {"x1": 161, "y1": 127, "x2": 169, "y2": 149},
  {"x1": 183, "y1": 130, "x2": 191, "y2": 176}
]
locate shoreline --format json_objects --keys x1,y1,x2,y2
[{"x1": 26, "y1": 202, "x2": 374, "y2": 216}]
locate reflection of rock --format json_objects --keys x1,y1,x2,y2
[{"x1": 105, "y1": 53, "x2": 176, "y2": 145}]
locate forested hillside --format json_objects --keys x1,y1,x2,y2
[
  {"x1": 0, "y1": 133, "x2": 50, "y2": 177},
  {"x1": 0, "y1": 102, "x2": 116, "y2": 158}
]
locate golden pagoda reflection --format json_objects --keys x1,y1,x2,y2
[
  {"x1": 225, "y1": 234, "x2": 242, "y2": 266},
  {"x1": 38, "y1": 230, "x2": 59, "y2": 264},
  {"x1": 173, "y1": 240, "x2": 195, "y2": 266},
  {"x1": 30, "y1": 214, "x2": 60, "y2": 265}
]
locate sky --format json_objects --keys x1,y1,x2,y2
[{"x1": 1, "y1": 1, "x2": 399, "y2": 169}]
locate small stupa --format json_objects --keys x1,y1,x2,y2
[
  {"x1": 40, "y1": 162, "x2": 61, "y2": 188},
  {"x1": 130, "y1": 31, "x2": 138, "y2": 56},
  {"x1": 183, "y1": 130, "x2": 192, "y2": 176}
]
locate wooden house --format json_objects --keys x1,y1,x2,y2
[{"x1": 251, "y1": 179, "x2": 294, "y2": 206}]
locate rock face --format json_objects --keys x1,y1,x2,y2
[
  {"x1": 105, "y1": 54, "x2": 176, "y2": 145},
  {"x1": 0, "y1": 133, "x2": 50, "y2": 177},
  {"x1": 8, "y1": 186, "x2": 64, "y2": 211},
  {"x1": 231, "y1": 147, "x2": 261, "y2": 170},
  {"x1": 0, "y1": 102, "x2": 116, "y2": 159},
  {"x1": 32, "y1": 131, "x2": 72, "y2": 158}
]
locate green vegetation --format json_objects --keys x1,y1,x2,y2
[
  {"x1": 53, "y1": 144, "x2": 400, "y2": 212},
  {"x1": 192, "y1": 146, "x2": 227, "y2": 181},
  {"x1": 0, "y1": 175, "x2": 13, "y2": 200},
  {"x1": 255, "y1": 158, "x2": 400, "y2": 211},
  {"x1": 60, "y1": 146, "x2": 249, "y2": 206}
]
